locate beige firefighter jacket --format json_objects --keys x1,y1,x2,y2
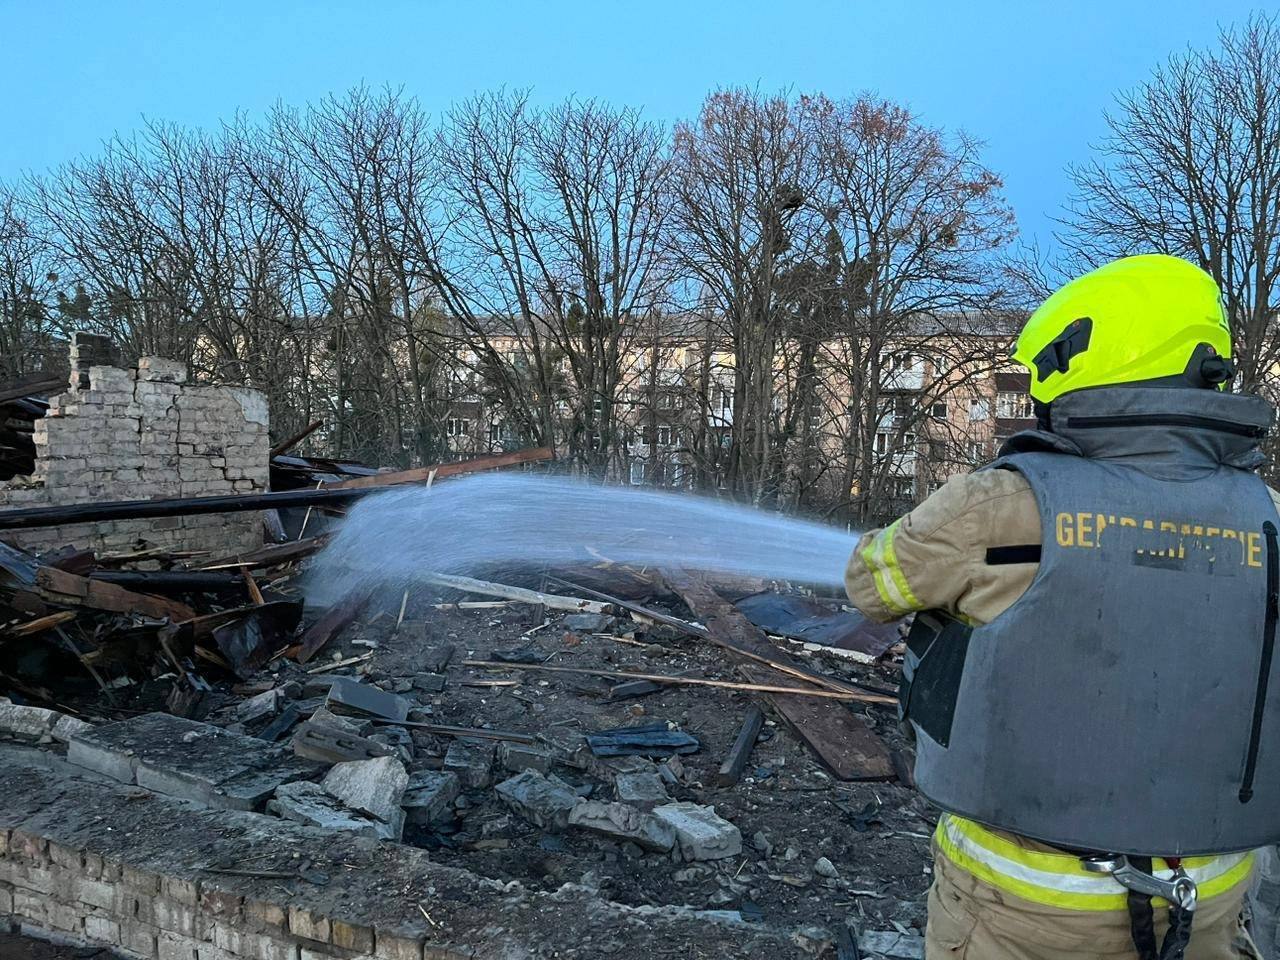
[{"x1": 846, "y1": 468, "x2": 1280, "y2": 626}]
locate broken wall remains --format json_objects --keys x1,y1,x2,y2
[{"x1": 0, "y1": 336, "x2": 269, "y2": 558}]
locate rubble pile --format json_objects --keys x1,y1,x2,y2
[{"x1": 0, "y1": 361, "x2": 934, "y2": 957}]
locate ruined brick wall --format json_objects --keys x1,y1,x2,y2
[{"x1": 0, "y1": 345, "x2": 269, "y2": 559}]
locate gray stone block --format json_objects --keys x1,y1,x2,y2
[
  {"x1": 268, "y1": 780, "x2": 389, "y2": 840},
  {"x1": 651, "y1": 802, "x2": 742, "y2": 861},
  {"x1": 402, "y1": 771, "x2": 461, "y2": 825},
  {"x1": 443, "y1": 739, "x2": 495, "y2": 789},
  {"x1": 321, "y1": 756, "x2": 408, "y2": 826},
  {"x1": 496, "y1": 770, "x2": 581, "y2": 832},
  {"x1": 614, "y1": 771, "x2": 670, "y2": 810},
  {"x1": 567, "y1": 801, "x2": 676, "y2": 853},
  {"x1": 67, "y1": 712, "x2": 319, "y2": 810}
]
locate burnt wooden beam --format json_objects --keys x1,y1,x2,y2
[
  {"x1": 715, "y1": 705, "x2": 765, "y2": 787},
  {"x1": 325, "y1": 446, "x2": 554, "y2": 490},
  {"x1": 664, "y1": 569, "x2": 893, "y2": 782}
]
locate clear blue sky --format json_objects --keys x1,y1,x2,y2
[{"x1": 0, "y1": 0, "x2": 1266, "y2": 246}]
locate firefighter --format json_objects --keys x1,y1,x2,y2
[{"x1": 845, "y1": 254, "x2": 1274, "y2": 960}]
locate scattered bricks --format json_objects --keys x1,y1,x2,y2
[
  {"x1": 332, "y1": 918, "x2": 376, "y2": 953},
  {"x1": 614, "y1": 771, "x2": 670, "y2": 811},
  {"x1": 375, "y1": 927, "x2": 426, "y2": 960},
  {"x1": 443, "y1": 740, "x2": 495, "y2": 789},
  {"x1": 499, "y1": 742, "x2": 553, "y2": 775},
  {"x1": 651, "y1": 802, "x2": 743, "y2": 862},
  {"x1": 85, "y1": 913, "x2": 122, "y2": 944},
  {"x1": 402, "y1": 771, "x2": 461, "y2": 827},
  {"x1": 288, "y1": 906, "x2": 331, "y2": 943},
  {"x1": 567, "y1": 801, "x2": 676, "y2": 853},
  {"x1": 496, "y1": 770, "x2": 581, "y2": 832}
]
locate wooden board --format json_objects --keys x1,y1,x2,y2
[
  {"x1": 665, "y1": 569, "x2": 893, "y2": 781},
  {"x1": 326, "y1": 446, "x2": 555, "y2": 490}
]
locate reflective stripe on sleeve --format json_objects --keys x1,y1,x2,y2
[
  {"x1": 934, "y1": 815, "x2": 1255, "y2": 912},
  {"x1": 858, "y1": 520, "x2": 920, "y2": 616}
]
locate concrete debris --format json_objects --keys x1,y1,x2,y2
[
  {"x1": 499, "y1": 741, "x2": 554, "y2": 774},
  {"x1": 321, "y1": 755, "x2": 408, "y2": 827},
  {"x1": 445, "y1": 738, "x2": 497, "y2": 789},
  {"x1": 325, "y1": 675, "x2": 411, "y2": 722},
  {"x1": 412, "y1": 672, "x2": 448, "y2": 693},
  {"x1": 614, "y1": 770, "x2": 670, "y2": 810},
  {"x1": 586, "y1": 722, "x2": 700, "y2": 758},
  {"x1": 561, "y1": 612, "x2": 616, "y2": 633},
  {"x1": 306, "y1": 704, "x2": 370, "y2": 735},
  {"x1": 859, "y1": 930, "x2": 926, "y2": 959},
  {"x1": 67, "y1": 712, "x2": 319, "y2": 811},
  {"x1": 0, "y1": 702, "x2": 89, "y2": 742},
  {"x1": 496, "y1": 770, "x2": 582, "y2": 832},
  {"x1": 651, "y1": 802, "x2": 743, "y2": 861},
  {"x1": 267, "y1": 780, "x2": 391, "y2": 840},
  {"x1": 291, "y1": 721, "x2": 395, "y2": 763},
  {"x1": 402, "y1": 770, "x2": 461, "y2": 825},
  {"x1": 568, "y1": 801, "x2": 676, "y2": 853},
  {"x1": 814, "y1": 856, "x2": 839, "y2": 879}
]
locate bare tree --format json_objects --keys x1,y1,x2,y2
[
  {"x1": 1064, "y1": 14, "x2": 1280, "y2": 393},
  {"x1": 670, "y1": 89, "x2": 819, "y2": 504},
  {"x1": 437, "y1": 91, "x2": 672, "y2": 476}
]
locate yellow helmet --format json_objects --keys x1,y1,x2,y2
[{"x1": 1013, "y1": 254, "x2": 1232, "y2": 404}]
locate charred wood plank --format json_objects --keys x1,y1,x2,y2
[
  {"x1": 34, "y1": 566, "x2": 196, "y2": 622},
  {"x1": 290, "y1": 587, "x2": 373, "y2": 663},
  {"x1": 269, "y1": 419, "x2": 325, "y2": 459},
  {"x1": 715, "y1": 705, "x2": 765, "y2": 787},
  {"x1": 664, "y1": 570, "x2": 893, "y2": 782},
  {"x1": 89, "y1": 571, "x2": 244, "y2": 594},
  {"x1": 325, "y1": 446, "x2": 554, "y2": 490}
]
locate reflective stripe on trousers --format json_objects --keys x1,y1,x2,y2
[{"x1": 935, "y1": 815, "x2": 1256, "y2": 912}]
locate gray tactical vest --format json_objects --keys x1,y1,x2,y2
[{"x1": 904, "y1": 386, "x2": 1280, "y2": 855}]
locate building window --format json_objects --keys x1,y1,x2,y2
[
  {"x1": 969, "y1": 399, "x2": 990, "y2": 422},
  {"x1": 931, "y1": 401, "x2": 948, "y2": 421},
  {"x1": 893, "y1": 476, "x2": 915, "y2": 499},
  {"x1": 488, "y1": 422, "x2": 501, "y2": 444},
  {"x1": 588, "y1": 431, "x2": 602, "y2": 450},
  {"x1": 658, "y1": 392, "x2": 675, "y2": 410},
  {"x1": 641, "y1": 424, "x2": 655, "y2": 446},
  {"x1": 996, "y1": 392, "x2": 1035, "y2": 420},
  {"x1": 446, "y1": 418, "x2": 470, "y2": 437},
  {"x1": 968, "y1": 440, "x2": 987, "y2": 462},
  {"x1": 888, "y1": 352, "x2": 916, "y2": 372},
  {"x1": 630, "y1": 460, "x2": 646, "y2": 485},
  {"x1": 657, "y1": 424, "x2": 673, "y2": 447},
  {"x1": 875, "y1": 432, "x2": 888, "y2": 455}
]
